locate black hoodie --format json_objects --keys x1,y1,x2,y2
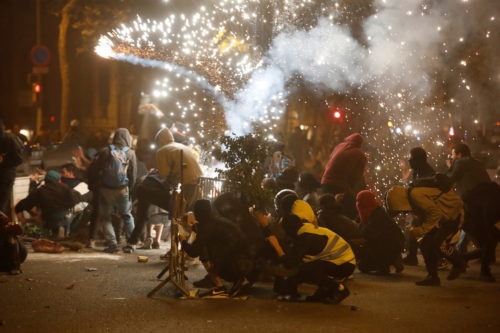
[
  {"x1": 87, "y1": 128, "x2": 137, "y2": 190},
  {"x1": 0, "y1": 120, "x2": 23, "y2": 174}
]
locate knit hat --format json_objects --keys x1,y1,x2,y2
[
  {"x1": 45, "y1": 170, "x2": 61, "y2": 184},
  {"x1": 356, "y1": 190, "x2": 381, "y2": 225},
  {"x1": 385, "y1": 186, "x2": 412, "y2": 212}
]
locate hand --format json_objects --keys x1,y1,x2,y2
[{"x1": 446, "y1": 159, "x2": 452, "y2": 168}]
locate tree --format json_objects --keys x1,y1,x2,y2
[{"x1": 213, "y1": 132, "x2": 273, "y2": 210}]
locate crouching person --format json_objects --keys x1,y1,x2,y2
[
  {"x1": 0, "y1": 212, "x2": 27, "y2": 275},
  {"x1": 356, "y1": 190, "x2": 405, "y2": 275},
  {"x1": 181, "y1": 200, "x2": 255, "y2": 297},
  {"x1": 278, "y1": 214, "x2": 356, "y2": 304},
  {"x1": 386, "y1": 177, "x2": 466, "y2": 286}
]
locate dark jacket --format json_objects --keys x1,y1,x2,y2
[
  {"x1": 321, "y1": 133, "x2": 367, "y2": 191},
  {"x1": 446, "y1": 157, "x2": 491, "y2": 199},
  {"x1": 0, "y1": 126, "x2": 23, "y2": 175},
  {"x1": 87, "y1": 128, "x2": 137, "y2": 191},
  {"x1": 15, "y1": 183, "x2": 83, "y2": 220},
  {"x1": 360, "y1": 206, "x2": 404, "y2": 254},
  {"x1": 318, "y1": 209, "x2": 362, "y2": 243}
]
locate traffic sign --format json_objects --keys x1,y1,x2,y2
[{"x1": 31, "y1": 45, "x2": 51, "y2": 67}]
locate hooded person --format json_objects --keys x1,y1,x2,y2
[
  {"x1": 321, "y1": 133, "x2": 367, "y2": 219},
  {"x1": 87, "y1": 128, "x2": 137, "y2": 253},
  {"x1": 15, "y1": 170, "x2": 85, "y2": 238},
  {"x1": 408, "y1": 147, "x2": 436, "y2": 185},
  {"x1": 386, "y1": 183, "x2": 466, "y2": 286},
  {"x1": 355, "y1": 190, "x2": 404, "y2": 274},
  {"x1": 124, "y1": 127, "x2": 202, "y2": 253},
  {"x1": 0, "y1": 119, "x2": 24, "y2": 213},
  {"x1": 295, "y1": 172, "x2": 321, "y2": 212},
  {"x1": 182, "y1": 199, "x2": 254, "y2": 296}
]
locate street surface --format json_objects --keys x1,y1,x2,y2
[{"x1": 1, "y1": 246, "x2": 499, "y2": 333}]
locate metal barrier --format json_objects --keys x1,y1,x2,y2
[{"x1": 198, "y1": 177, "x2": 226, "y2": 200}]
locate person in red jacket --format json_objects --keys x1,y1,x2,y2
[{"x1": 321, "y1": 133, "x2": 367, "y2": 219}]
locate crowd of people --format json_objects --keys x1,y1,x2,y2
[{"x1": 0, "y1": 116, "x2": 499, "y2": 304}]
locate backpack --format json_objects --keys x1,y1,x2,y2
[{"x1": 101, "y1": 144, "x2": 130, "y2": 188}]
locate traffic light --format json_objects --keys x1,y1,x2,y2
[
  {"x1": 329, "y1": 108, "x2": 344, "y2": 122},
  {"x1": 33, "y1": 83, "x2": 41, "y2": 93}
]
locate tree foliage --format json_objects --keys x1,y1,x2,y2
[{"x1": 213, "y1": 132, "x2": 272, "y2": 210}]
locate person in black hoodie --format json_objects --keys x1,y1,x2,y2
[
  {"x1": 87, "y1": 128, "x2": 137, "y2": 253},
  {"x1": 356, "y1": 190, "x2": 405, "y2": 274},
  {"x1": 181, "y1": 199, "x2": 255, "y2": 296},
  {"x1": 0, "y1": 119, "x2": 24, "y2": 214},
  {"x1": 317, "y1": 194, "x2": 364, "y2": 256},
  {"x1": 15, "y1": 170, "x2": 84, "y2": 238},
  {"x1": 0, "y1": 211, "x2": 27, "y2": 275},
  {"x1": 446, "y1": 143, "x2": 500, "y2": 282}
]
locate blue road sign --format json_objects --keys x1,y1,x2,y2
[{"x1": 31, "y1": 45, "x2": 51, "y2": 67}]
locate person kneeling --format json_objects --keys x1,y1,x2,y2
[{"x1": 278, "y1": 214, "x2": 356, "y2": 304}]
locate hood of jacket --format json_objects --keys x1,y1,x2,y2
[
  {"x1": 155, "y1": 128, "x2": 174, "y2": 147},
  {"x1": 112, "y1": 128, "x2": 132, "y2": 148},
  {"x1": 344, "y1": 133, "x2": 363, "y2": 149}
]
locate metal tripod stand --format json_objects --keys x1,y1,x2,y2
[{"x1": 148, "y1": 150, "x2": 189, "y2": 298}]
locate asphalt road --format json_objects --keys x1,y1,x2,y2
[{"x1": 1, "y1": 246, "x2": 499, "y2": 333}]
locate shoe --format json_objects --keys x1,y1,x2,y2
[
  {"x1": 8, "y1": 269, "x2": 22, "y2": 275},
  {"x1": 86, "y1": 240, "x2": 96, "y2": 249},
  {"x1": 393, "y1": 260, "x2": 404, "y2": 274},
  {"x1": 328, "y1": 285, "x2": 350, "y2": 304},
  {"x1": 140, "y1": 238, "x2": 153, "y2": 250},
  {"x1": 415, "y1": 276, "x2": 440, "y2": 286},
  {"x1": 447, "y1": 261, "x2": 466, "y2": 280},
  {"x1": 122, "y1": 245, "x2": 136, "y2": 253},
  {"x1": 230, "y1": 279, "x2": 251, "y2": 297},
  {"x1": 103, "y1": 245, "x2": 119, "y2": 253},
  {"x1": 193, "y1": 275, "x2": 215, "y2": 289},
  {"x1": 277, "y1": 293, "x2": 301, "y2": 302},
  {"x1": 204, "y1": 286, "x2": 228, "y2": 297},
  {"x1": 438, "y1": 258, "x2": 449, "y2": 271},
  {"x1": 403, "y1": 256, "x2": 418, "y2": 266},
  {"x1": 152, "y1": 241, "x2": 160, "y2": 249},
  {"x1": 479, "y1": 273, "x2": 496, "y2": 283}
]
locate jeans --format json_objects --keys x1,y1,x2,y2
[
  {"x1": 98, "y1": 187, "x2": 134, "y2": 246},
  {"x1": 420, "y1": 220, "x2": 464, "y2": 278}
]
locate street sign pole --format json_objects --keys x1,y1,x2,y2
[{"x1": 35, "y1": 0, "x2": 42, "y2": 135}]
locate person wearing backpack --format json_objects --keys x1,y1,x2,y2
[
  {"x1": 87, "y1": 128, "x2": 137, "y2": 253},
  {"x1": 386, "y1": 180, "x2": 466, "y2": 286}
]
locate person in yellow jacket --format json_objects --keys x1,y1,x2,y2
[
  {"x1": 386, "y1": 178, "x2": 467, "y2": 286},
  {"x1": 277, "y1": 214, "x2": 355, "y2": 303}
]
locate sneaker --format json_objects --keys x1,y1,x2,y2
[
  {"x1": 276, "y1": 293, "x2": 301, "y2": 302},
  {"x1": 152, "y1": 241, "x2": 160, "y2": 249},
  {"x1": 86, "y1": 240, "x2": 96, "y2": 249},
  {"x1": 122, "y1": 245, "x2": 136, "y2": 253},
  {"x1": 8, "y1": 269, "x2": 22, "y2": 275},
  {"x1": 230, "y1": 279, "x2": 251, "y2": 297},
  {"x1": 393, "y1": 256, "x2": 404, "y2": 273},
  {"x1": 193, "y1": 275, "x2": 215, "y2": 289},
  {"x1": 403, "y1": 256, "x2": 418, "y2": 266},
  {"x1": 204, "y1": 286, "x2": 228, "y2": 297},
  {"x1": 328, "y1": 285, "x2": 350, "y2": 304},
  {"x1": 103, "y1": 245, "x2": 119, "y2": 253},
  {"x1": 438, "y1": 258, "x2": 448, "y2": 270},
  {"x1": 415, "y1": 276, "x2": 440, "y2": 286},
  {"x1": 140, "y1": 238, "x2": 153, "y2": 250},
  {"x1": 447, "y1": 261, "x2": 466, "y2": 280}
]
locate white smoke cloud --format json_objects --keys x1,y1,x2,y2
[{"x1": 225, "y1": 0, "x2": 452, "y2": 134}]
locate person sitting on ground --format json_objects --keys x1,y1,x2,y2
[
  {"x1": 295, "y1": 172, "x2": 321, "y2": 212},
  {"x1": 317, "y1": 194, "x2": 364, "y2": 256},
  {"x1": 446, "y1": 143, "x2": 500, "y2": 282},
  {"x1": 355, "y1": 190, "x2": 404, "y2": 275},
  {"x1": 386, "y1": 177, "x2": 466, "y2": 286},
  {"x1": 181, "y1": 200, "x2": 255, "y2": 297},
  {"x1": 0, "y1": 211, "x2": 27, "y2": 275},
  {"x1": 277, "y1": 214, "x2": 355, "y2": 303},
  {"x1": 15, "y1": 170, "x2": 86, "y2": 239}
]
